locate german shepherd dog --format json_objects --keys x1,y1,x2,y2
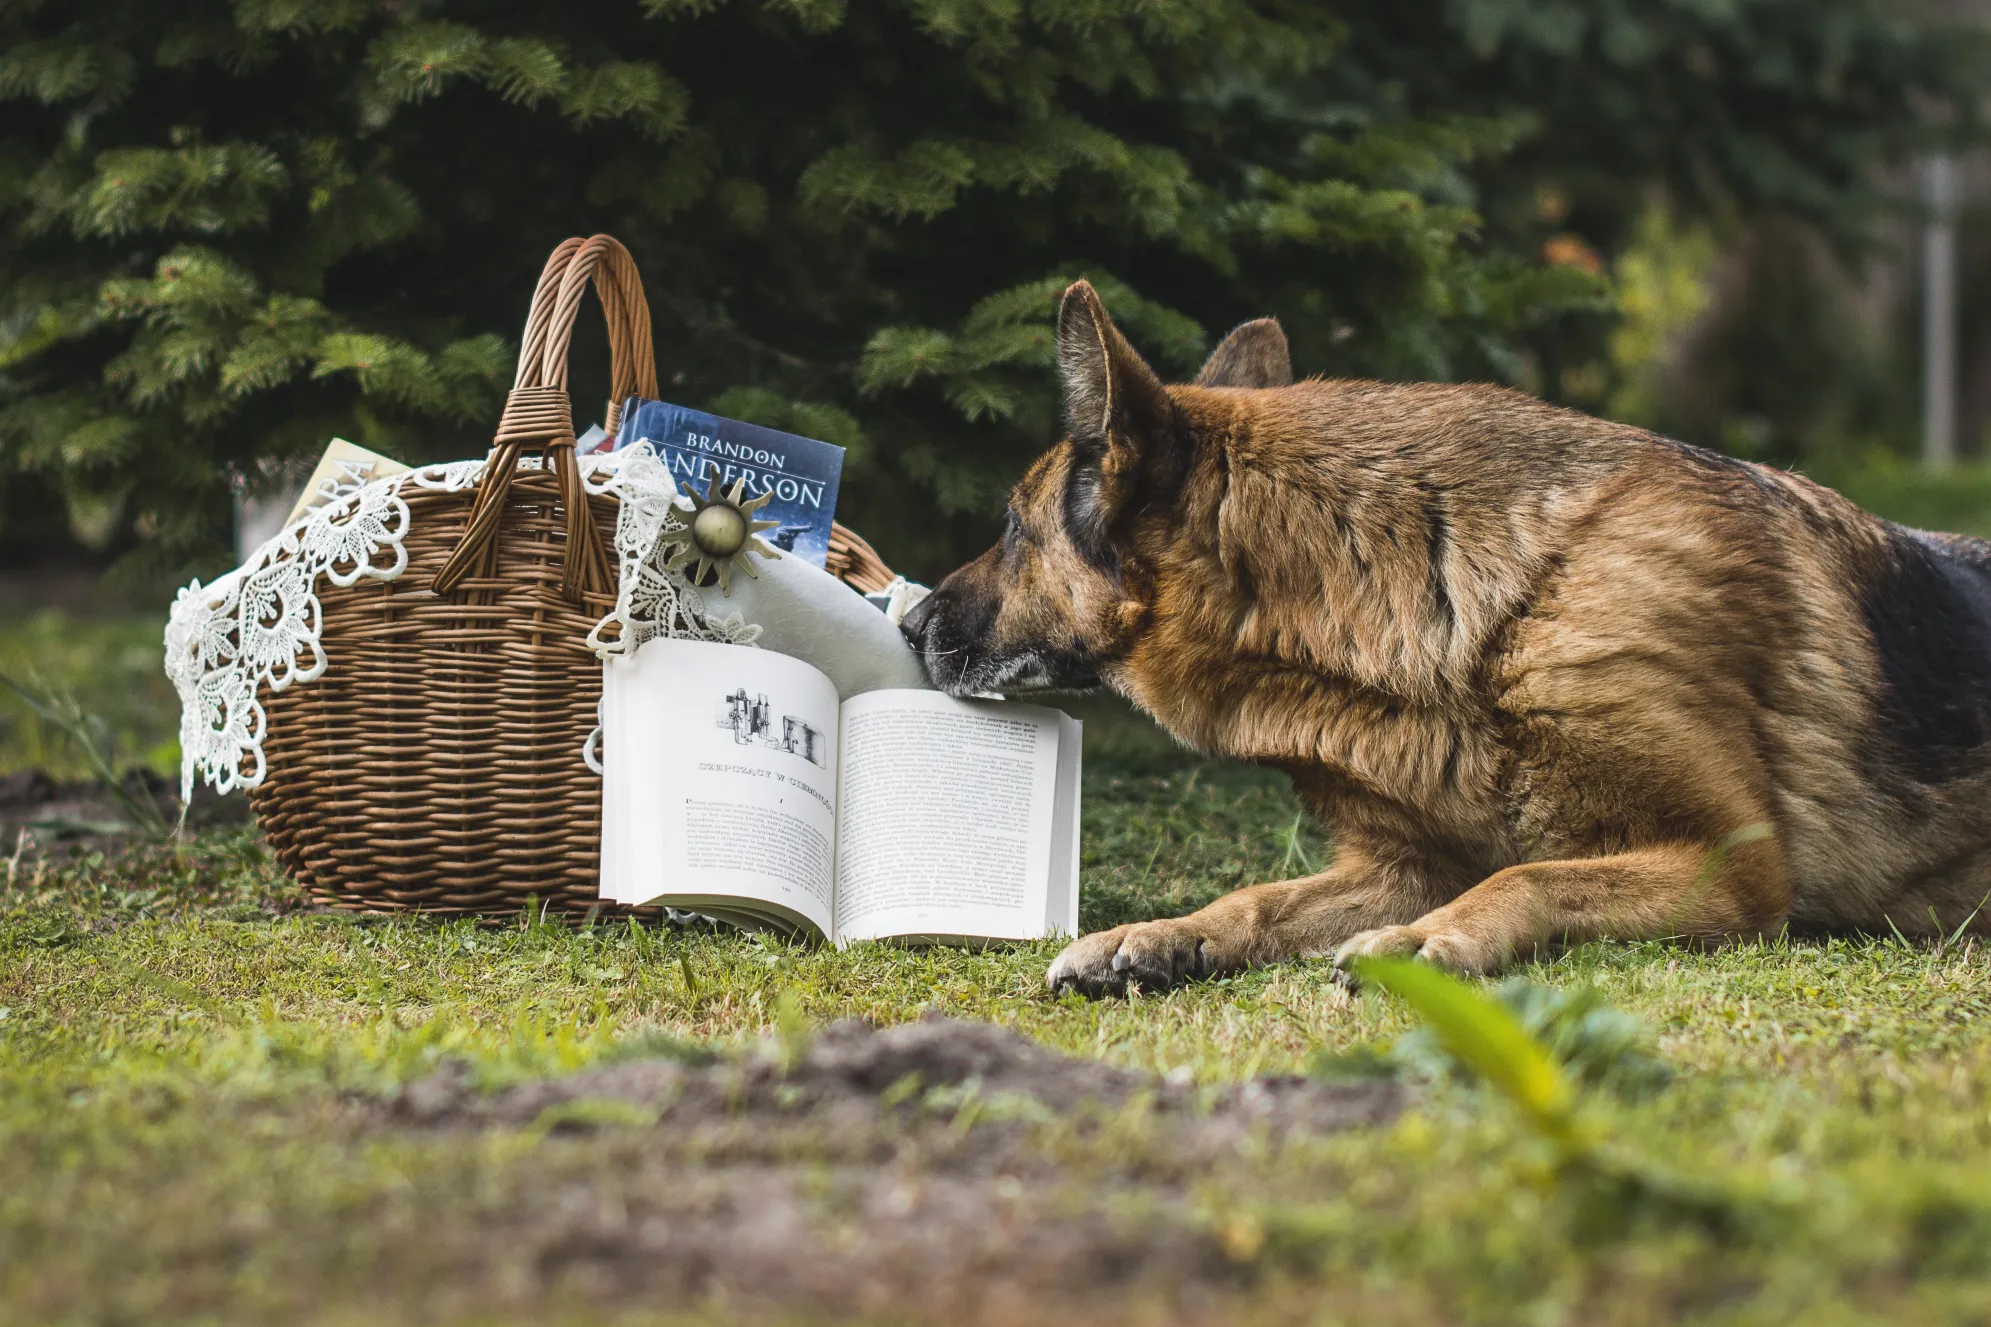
[{"x1": 898, "y1": 280, "x2": 1991, "y2": 996}]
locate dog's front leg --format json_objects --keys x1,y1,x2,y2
[
  {"x1": 1333, "y1": 838, "x2": 1791, "y2": 977},
  {"x1": 1047, "y1": 853, "x2": 1443, "y2": 996}
]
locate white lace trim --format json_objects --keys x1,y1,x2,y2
[
  {"x1": 165, "y1": 445, "x2": 750, "y2": 803},
  {"x1": 582, "y1": 444, "x2": 764, "y2": 658}
]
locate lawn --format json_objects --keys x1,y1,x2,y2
[{"x1": 9, "y1": 612, "x2": 1991, "y2": 1323}]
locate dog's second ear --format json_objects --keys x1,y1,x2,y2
[{"x1": 1194, "y1": 318, "x2": 1291, "y2": 388}]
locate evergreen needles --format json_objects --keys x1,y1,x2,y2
[{"x1": 3, "y1": 1, "x2": 1983, "y2": 583}]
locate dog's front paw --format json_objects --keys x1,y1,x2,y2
[
  {"x1": 1046, "y1": 920, "x2": 1221, "y2": 997},
  {"x1": 1046, "y1": 926, "x2": 1134, "y2": 996},
  {"x1": 1333, "y1": 925, "x2": 1507, "y2": 977}
]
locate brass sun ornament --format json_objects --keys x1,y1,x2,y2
[{"x1": 661, "y1": 473, "x2": 782, "y2": 594}]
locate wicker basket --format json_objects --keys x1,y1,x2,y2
[{"x1": 248, "y1": 235, "x2": 893, "y2": 919}]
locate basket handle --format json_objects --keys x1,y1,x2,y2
[{"x1": 431, "y1": 234, "x2": 660, "y2": 603}]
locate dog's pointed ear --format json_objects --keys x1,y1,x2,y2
[
  {"x1": 1057, "y1": 280, "x2": 1172, "y2": 458},
  {"x1": 1194, "y1": 318, "x2": 1291, "y2": 388},
  {"x1": 1056, "y1": 281, "x2": 1184, "y2": 558}
]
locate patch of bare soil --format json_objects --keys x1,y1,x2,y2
[{"x1": 378, "y1": 1015, "x2": 1400, "y2": 1323}]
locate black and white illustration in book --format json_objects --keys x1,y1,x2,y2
[{"x1": 719, "y1": 687, "x2": 827, "y2": 767}]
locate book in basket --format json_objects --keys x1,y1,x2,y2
[
  {"x1": 600, "y1": 638, "x2": 1080, "y2": 945},
  {"x1": 610, "y1": 398, "x2": 844, "y2": 570}
]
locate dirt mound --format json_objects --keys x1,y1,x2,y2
[
  {"x1": 377, "y1": 1016, "x2": 1400, "y2": 1322},
  {"x1": 402, "y1": 1013, "x2": 1394, "y2": 1138}
]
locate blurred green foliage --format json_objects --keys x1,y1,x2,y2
[
  {"x1": 1827, "y1": 452, "x2": 1991, "y2": 537},
  {"x1": 0, "y1": 612, "x2": 176, "y2": 779},
  {"x1": 2, "y1": 0, "x2": 1983, "y2": 590}
]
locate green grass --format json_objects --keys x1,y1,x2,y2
[
  {"x1": 15, "y1": 834, "x2": 1991, "y2": 1322},
  {"x1": 13, "y1": 602, "x2": 1991, "y2": 1322}
]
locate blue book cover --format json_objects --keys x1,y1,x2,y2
[{"x1": 613, "y1": 398, "x2": 844, "y2": 568}]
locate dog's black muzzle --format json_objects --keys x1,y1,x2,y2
[
  {"x1": 898, "y1": 587, "x2": 974, "y2": 692},
  {"x1": 900, "y1": 589, "x2": 1103, "y2": 696}
]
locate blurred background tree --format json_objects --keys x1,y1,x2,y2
[{"x1": 1, "y1": 0, "x2": 1985, "y2": 592}]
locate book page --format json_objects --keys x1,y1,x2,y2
[
  {"x1": 600, "y1": 652, "x2": 624, "y2": 907},
  {"x1": 600, "y1": 639, "x2": 840, "y2": 938},
  {"x1": 833, "y1": 690, "x2": 1064, "y2": 944},
  {"x1": 1043, "y1": 712, "x2": 1082, "y2": 938}
]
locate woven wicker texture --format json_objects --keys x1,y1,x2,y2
[{"x1": 248, "y1": 235, "x2": 893, "y2": 919}]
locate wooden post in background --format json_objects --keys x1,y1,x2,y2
[{"x1": 1925, "y1": 152, "x2": 1960, "y2": 466}]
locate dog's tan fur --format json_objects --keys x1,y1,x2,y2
[{"x1": 898, "y1": 281, "x2": 1991, "y2": 994}]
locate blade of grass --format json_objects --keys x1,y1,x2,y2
[
  {"x1": 1279, "y1": 810, "x2": 1314, "y2": 875},
  {"x1": 1955, "y1": 897, "x2": 1990, "y2": 947}
]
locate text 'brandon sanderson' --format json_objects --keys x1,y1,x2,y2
[{"x1": 667, "y1": 432, "x2": 827, "y2": 509}]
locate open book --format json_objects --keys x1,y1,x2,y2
[{"x1": 600, "y1": 639, "x2": 1081, "y2": 945}]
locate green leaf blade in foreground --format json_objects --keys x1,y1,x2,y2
[{"x1": 1352, "y1": 956, "x2": 1575, "y2": 1137}]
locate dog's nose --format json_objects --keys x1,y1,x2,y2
[{"x1": 899, "y1": 591, "x2": 937, "y2": 646}]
